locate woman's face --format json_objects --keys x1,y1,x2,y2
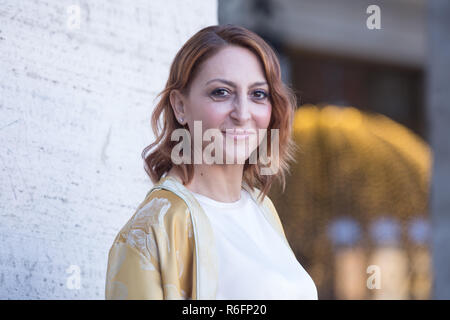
[{"x1": 171, "y1": 45, "x2": 272, "y2": 164}]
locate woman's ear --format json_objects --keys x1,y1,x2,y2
[{"x1": 169, "y1": 89, "x2": 186, "y2": 125}]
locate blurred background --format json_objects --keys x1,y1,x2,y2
[
  {"x1": 219, "y1": 0, "x2": 447, "y2": 299},
  {"x1": 1, "y1": 0, "x2": 449, "y2": 299}
]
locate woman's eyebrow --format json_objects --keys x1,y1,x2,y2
[{"x1": 205, "y1": 78, "x2": 268, "y2": 88}]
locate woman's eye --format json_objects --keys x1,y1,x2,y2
[
  {"x1": 211, "y1": 88, "x2": 269, "y2": 100},
  {"x1": 253, "y1": 90, "x2": 269, "y2": 99},
  {"x1": 211, "y1": 88, "x2": 229, "y2": 97}
]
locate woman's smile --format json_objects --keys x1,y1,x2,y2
[{"x1": 221, "y1": 128, "x2": 256, "y2": 140}]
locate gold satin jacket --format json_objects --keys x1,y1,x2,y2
[{"x1": 105, "y1": 175, "x2": 292, "y2": 299}]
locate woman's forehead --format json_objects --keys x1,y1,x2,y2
[
  {"x1": 200, "y1": 45, "x2": 263, "y2": 70},
  {"x1": 195, "y1": 64, "x2": 267, "y2": 88}
]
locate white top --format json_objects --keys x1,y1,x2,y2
[{"x1": 190, "y1": 188, "x2": 318, "y2": 300}]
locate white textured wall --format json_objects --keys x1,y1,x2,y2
[{"x1": 0, "y1": 0, "x2": 217, "y2": 299}]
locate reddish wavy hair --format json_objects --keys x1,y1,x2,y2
[{"x1": 142, "y1": 24, "x2": 298, "y2": 203}]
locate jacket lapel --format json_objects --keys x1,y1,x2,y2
[
  {"x1": 148, "y1": 175, "x2": 289, "y2": 299},
  {"x1": 149, "y1": 176, "x2": 218, "y2": 300}
]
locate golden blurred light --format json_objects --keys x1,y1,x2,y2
[
  {"x1": 271, "y1": 104, "x2": 432, "y2": 300},
  {"x1": 293, "y1": 104, "x2": 318, "y2": 131}
]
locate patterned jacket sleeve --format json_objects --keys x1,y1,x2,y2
[
  {"x1": 105, "y1": 191, "x2": 195, "y2": 300},
  {"x1": 105, "y1": 241, "x2": 163, "y2": 299}
]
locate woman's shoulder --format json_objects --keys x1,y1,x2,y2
[{"x1": 113, "y1": 188, "x2": 192, "y2": 245}]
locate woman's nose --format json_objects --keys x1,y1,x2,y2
[{"x1": 231, "y1": 95, "x2": 251, "y2": 123}]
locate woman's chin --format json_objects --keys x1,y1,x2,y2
[{"x1": 221, "y1": 148, "x2": 254, "y2": 165}]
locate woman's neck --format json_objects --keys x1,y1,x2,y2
[{"x1": 167, "y1": 164, "x2": 244, "y2": 202}]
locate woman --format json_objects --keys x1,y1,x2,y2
[{"x1": 105, "y1": 24, "x2": 318, "y2": 300}]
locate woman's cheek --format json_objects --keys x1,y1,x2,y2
[
  {"x1": 256, "y1": 104, "x2": 272, "y2": 129},
  {"x1": 204, "y1": 111, "x2": 225, "y2": 128},
  {"x1": 193, "y1": 103, "x2": 220, "y2": 126},
  {"x1": 205, "y1": 105, "x2": 229, "y2": 125}
]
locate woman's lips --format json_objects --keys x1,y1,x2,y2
[{"x1": 221, "y1": 129, "x2": 256, "y2": 140}]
